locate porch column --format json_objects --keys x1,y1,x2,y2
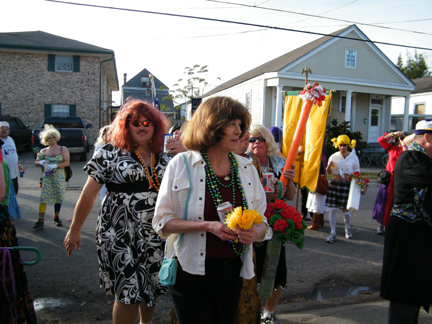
[
  {"x1": 403, "y1": 95, "x2": 410, "y2": 131},
  {"x1": 345, "y1": 90, "x2": 352, "y2": 124},
  {"x1": 275, "y1": 85, "x2": 283, "y2": 127}
]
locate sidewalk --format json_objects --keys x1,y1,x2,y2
[{"x1": 277, "y1": 299, "x2": 432, "y2": 323}]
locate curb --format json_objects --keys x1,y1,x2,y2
[{"x1": 276, "y1": 291, "x2": 382, "y2": 315}]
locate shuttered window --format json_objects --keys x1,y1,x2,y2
[
  {"x1": 44, "y1": 104, "x2": 77, "y2": 117},
  {"x1": 47, "y1": 55, "x2": 80, "y2": 72}
]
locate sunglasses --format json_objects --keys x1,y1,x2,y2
[
  {"x1": 0, "y1": 127, "x2": 9, "y2": 130},
  {"x1": 47, "y1": 136, "x2": 56, "y2": 140},
  {"x1": 249, "y1": 136, "x2": 266, "y2": 143},
  {"x1": 130, "y1": 120, "x2": 153, "y2": 127},
  {"x1": 339, "y1": 144, "x2": 347, "y2": 147}
]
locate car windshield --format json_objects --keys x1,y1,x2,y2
[{"x1": 46, "y1": 122, "x2": 84, "y2": 128}]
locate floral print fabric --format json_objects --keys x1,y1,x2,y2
[
  {"x1": 83, "y1": 144, "x2": 170, "y2": 305},
  {"x1": 39, "y1": 154, "x2": 65, "y2": 204}
]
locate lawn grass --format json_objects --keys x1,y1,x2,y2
[
  {"x1": 324, "y1": 172, "x2": 380, "y2": 180},
  {"x1": 360, "y1": 172, "x2": 380, "y2": 178}
]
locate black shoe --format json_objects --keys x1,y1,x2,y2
[
  {"x1": 33, "y1": 220, "x2": 44, "y2": 230},
  {"x1": 53, "y1": 217, "x2": 62, "y2": 227}
]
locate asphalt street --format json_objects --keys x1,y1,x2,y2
[{"x1": 10, "y1": 149, "x2": 432, "y2": 323}]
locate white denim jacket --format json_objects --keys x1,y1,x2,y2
[{"x1": 153, "y1": 150, "x2": 271, "y2": 279}]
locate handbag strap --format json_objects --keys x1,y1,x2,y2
[{"x1": 174, "y1": 154, "x2": 191, "y2": 253}]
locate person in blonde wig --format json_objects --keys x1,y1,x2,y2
[
  {"x1": 324, "y1": 135, "x2": 360, "y2": 243},
  {"x1": 248, "y1": 124, "x2": 297, "y2": 324},
  {"x1": 33, "y1": 125, "x2": 70, "y2": 229}
]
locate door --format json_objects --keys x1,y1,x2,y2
[{"x1": 368, "y1": 105, "x2": 382, "y2": 143}]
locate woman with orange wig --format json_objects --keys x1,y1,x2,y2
[{"x1": 64, "y1": 99, "x2": 171, "y2": 324}]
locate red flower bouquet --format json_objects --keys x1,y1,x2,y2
[{"x1": 264, "y1": 199, "x2": 306, "y2": 249}]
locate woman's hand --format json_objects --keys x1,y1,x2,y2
[
  {"x1": 235, "y1": 222, "x2": 267, "y2": 245},
  {"x1": 64, "y1": 229, "x2": 81, "y2": 257},
  {"x1": 207, "y1": 221, "x2": 238, "y2": 242},
  {"x1": 327, "y1": 161, "x2": 334, "y2": 174},
  {"x1": 282, "y1": 167, "x2": 295, "y2": 182},
  {"x1": 45, "y1": 164, "x2": 57, "y2": 171},
  {"x1": 266, "y1": 183, "x2": 286, "y2": 202}
]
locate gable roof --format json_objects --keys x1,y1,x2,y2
[
  {"x1": 122, "y1": 68, "x2": 174, "y2": 112},
  {"x1": 0, "y1": 31, "x2": 118, "y2": 91},
  {"x1": 0, "y1": 31, "x2": 113, "y2": 54},
  {"x1": 204, "y1": 26, "x2": 352, "y2": 97},
  {"x1": 412, "y1": 76, "x2": 432, "y2": 94},
  {"x1": 124, "y1": 68, "x2": 169, "y2": 90}
]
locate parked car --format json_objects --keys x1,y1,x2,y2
[
  {"x1": 0, "y1": 115, "x2": 32, "y2": 151},
  {"x1": 32, "y1": 116, "x2": 92, "y2": 162}
]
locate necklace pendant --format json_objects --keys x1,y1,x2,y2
[
  {"x1": 224, "y1": 175, "x2": 230, "y2": 181},
  {"x1": 148, "y1": 178, "x2": 153, "y2": 189}
]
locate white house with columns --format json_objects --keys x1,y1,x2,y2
[
  {"x1": 203, "y1": 25, "x2": 415, "y2": 144},
  {"x1": 391, "y1": 76, "x2": 432, "y2": 132}
]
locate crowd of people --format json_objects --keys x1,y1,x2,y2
[{"x1": 2, "y1": 95, "x2": 431, "y2": 324}]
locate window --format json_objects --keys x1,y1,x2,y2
[
  {"x1": 345, "y1": 49, "x2": 357, "y2": 69},
  {"x1": 55, "y1": 56, "x2": 73, "y2": 72},
  {"x1": 44, "y1": 104, "x2": 76, "y2": 117},
  {"x1": 48, "y1": 54, "x2": 80, "y2": 72},
  {"x1": 415, "y1": 103, "x2": 425, "y2": 115},
  {"x1": 52, "y1": 105, "x2": 70, "y2": 117},
  {"x1": 391, "y1": 116, "x2": 404, "y2": 131},
  {"x1": 141, "y1": 77, "x2": 150, "y2": 87},
  {"x1": 245, "y1": 92, "x2": 251, "y2": 109},
  {"x1": 371, "y1": 109, "x2": 379, "y2": 126},
  {"x1": 8, "y1": 119, "x2": 19, "y2": 131},
  {"x1": 410, "y1": 104, "x2": 426, "y2": 131},
  {"x1": 340, "y1": 96, "x2": 346, "y2": 113},
  {"x1": 371, "y1": 99, "x2": 383, "y2": 105}
]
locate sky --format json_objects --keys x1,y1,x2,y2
[{"x1": 2, "y1": 0, "x2": 432, "y2": 106}]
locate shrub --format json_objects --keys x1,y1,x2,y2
[{"x1": 323, "y1": 119, "x2": 367, "y2": 158}]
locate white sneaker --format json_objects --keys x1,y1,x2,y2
[
  {"x1": 345, "y1": 228, "x2": 353, "y2": 239},
  {"x1": 261, "y1": 313, "x2": 280, "y2": 324},
  {"x1": 326, "y1": 233, "x2": 336, "y2": 243},
  {"x1": 377, "y1": 226, "x2": 384, "y2": 235}
]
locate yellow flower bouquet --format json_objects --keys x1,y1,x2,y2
[{"x1": 225, "y1": 207, "x2": 263, "y2": 230}]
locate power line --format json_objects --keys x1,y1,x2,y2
[
  {"x1": 44, "y1": 0, "x2": 432, "y2": 51},
  {"x1": 283, "y1": 0, "x2": 359, "y2": 26},
  {"x1": 206, "y1": 0, "x2": 432, "y2": 36}
]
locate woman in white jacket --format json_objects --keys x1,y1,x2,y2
[{"x1": 153, "y1": 97, "x2": 271, "y2": 324}]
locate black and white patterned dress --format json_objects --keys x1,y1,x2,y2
[{"x1": 83, "y1": 143, "x2": 171, "y2": 305}]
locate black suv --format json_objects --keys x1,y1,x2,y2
[{"x1": 0, "y1": 116, "x2": 32, "y2": 151}]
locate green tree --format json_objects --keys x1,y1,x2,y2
[
  {"x1": 396, "y1": 50, "x2": 431, "y2": 79},
  {"x1": 323, "y1": 119, "x2": 367, "y2": 158},
  {"x1": 167, "y1": 65, "x2": 220, "y2": 106}
]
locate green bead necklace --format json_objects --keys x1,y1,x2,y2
[{"x1": 201, "y1": 150, "x2": 248, "y2": 256}]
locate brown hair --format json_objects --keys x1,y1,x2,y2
[
  {"x1": 182, "y1": 96, "x2": 251, "y2": 151},
  {"x1": 108, "y1": 98, "x2": 167, "y2": 153}
]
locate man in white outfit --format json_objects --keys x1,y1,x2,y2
[
  {"x1": 0, "y1": 121, "x2": 25, "y2": 194},
  {"x1": 325, "y1": 135, "x2": 360, "y2": 243}
]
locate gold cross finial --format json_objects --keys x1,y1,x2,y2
[{"x1": 301, "y1": 67, "x2": 312, "y2": 85}]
